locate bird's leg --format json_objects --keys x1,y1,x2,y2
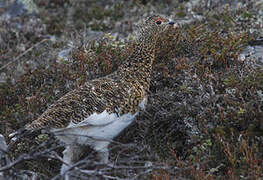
[
  {"x1": 61, "y1": 146, "x2": 73, "y2": 175},
  {"x1": 93, "y1": 141, "x2": 110, "y2": 164},
  {"x1": 97, "y1": 149, "x2": 109, "y2": 164},
  {"x1": 60, "y1": 145, "x2": 83, "y2": 175}
]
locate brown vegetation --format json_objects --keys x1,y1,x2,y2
[{"x1": 0, "y1": 0, "x2": 263, "y2": 179}]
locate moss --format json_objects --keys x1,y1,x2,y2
[
  {"x1": 44, "y1": 15, "x2": 66, "y2": 35},
  {"x1": 72, "y1": 2, "x2": 125, "y2": 31},
  {"x1": 176, "y1": 4, "x2": 186, "y2": 18},
  {"x1": 242, "y1": 11, "x2": 253, "y2": 19}
]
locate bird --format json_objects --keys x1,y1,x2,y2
[{"x1": 10, "y1": 15, "x2": 175, "y2": 177}]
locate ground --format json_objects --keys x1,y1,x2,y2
[{"x1": 0, "y1": 0, "x2": 263, "y2": 179}]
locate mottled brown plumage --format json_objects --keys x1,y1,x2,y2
[
  {"x1": 26, "y1": 15, "x2": 173, "y2": 130},
  {"x1": 21, "y1": 15, "x2": 174, "y2": 177}
]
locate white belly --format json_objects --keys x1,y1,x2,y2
[{"x1": 52, "y1": 110, "x2": 138, "y2": 146}]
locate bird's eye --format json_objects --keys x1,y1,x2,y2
[{"x1": 156, "y1": 20, "x2": 162, "y2": 25}]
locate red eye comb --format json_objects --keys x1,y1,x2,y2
[{"x1": 154, "y1": 17, "x2": 163, "y2": 22}]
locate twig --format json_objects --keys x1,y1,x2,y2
[
  {"x1": 0, "y1": 134, "x2": 10, "y2": 167},
  {"x1": 0, "y1": 38, "x2": 50, "y2": 71},
  {"x1": 0, "y1": 154, "x2": 32, "y2": 172},
  {"x1": 0, "y1": 138, "x2": 60, "y2": 172}
]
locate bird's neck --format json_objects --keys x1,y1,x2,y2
[{"x1": 119, "y1": 34, "x2": 157, "y2": 90}]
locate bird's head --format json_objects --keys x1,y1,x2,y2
[{"x1": 139, "y1": 15, "x2": 175, "y2": 40}]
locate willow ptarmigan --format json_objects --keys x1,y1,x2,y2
[{"x1": 11, "y1": 15, "x2": 175, "y2": 176}]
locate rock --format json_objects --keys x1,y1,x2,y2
[
  {"x1": 1, "y1": 0, "x2": 38, "y2": 19},
  {"x1": 0, "y1": 73, "x2": 7, "y2": 83}
]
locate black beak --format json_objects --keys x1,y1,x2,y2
[{"x1": 168, "y1": 21, "x2": 175, "y2": 25}]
